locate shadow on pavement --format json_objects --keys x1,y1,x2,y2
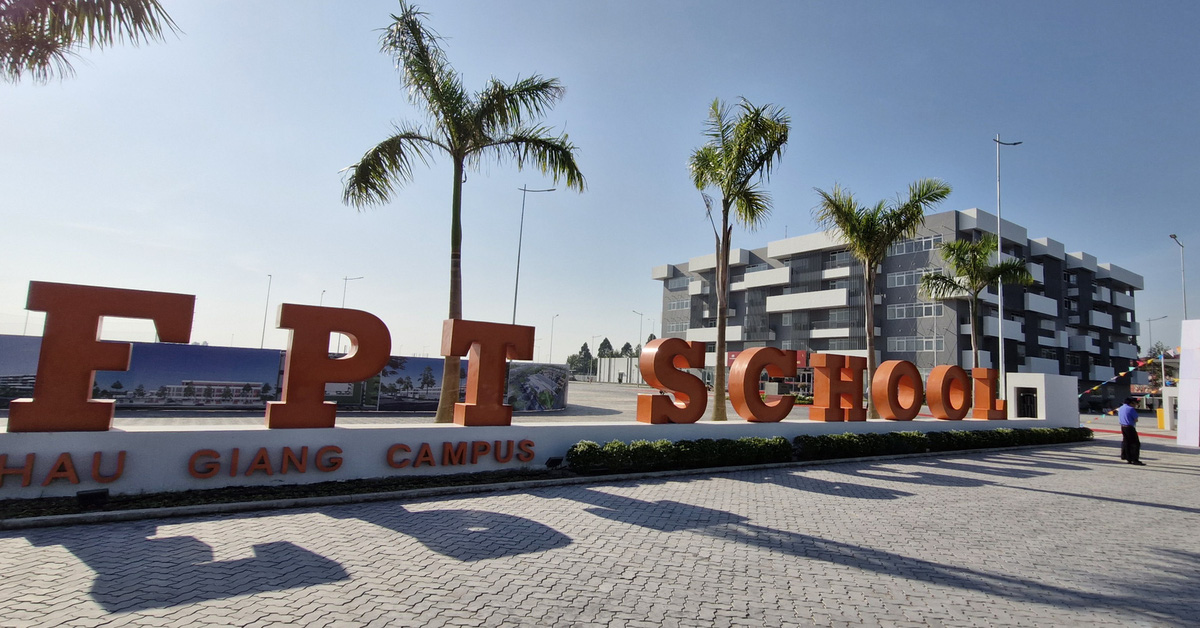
[
  {"x1": 559, "y1": 485, "x2": 1196, "y2": 625},
  {"x1": 18, "y1": 522, "x2": 349, "y2": 612},
  {"x1": 735, "y1": 469, "x2": 916, "y2": 500},
  {"x1": 328, "y1": 505, "x2": 572, "y2": 561}
]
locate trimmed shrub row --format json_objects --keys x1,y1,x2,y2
[{"x1": 566, "y1": 427, "x2": 1092, "y2": 472}]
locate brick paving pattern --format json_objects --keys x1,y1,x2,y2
[{"x1": 1, "y1": 439, "x2": 1197, "y2": 627}]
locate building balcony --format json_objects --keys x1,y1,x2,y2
[
  {"x1": 810, "y1": 326, "x2": 852, "y2": 339},
  {"x1": 686, "y1": 325, "x2": 743, "y2": 343},
  {"x1": 1090, "y1": 365, "x2": 1115, "y2": 382},
  {"x1": 765, "y1": 288, "x2": 849, "y2": 313},
  {"x1": 961, "y1": 316, "x2": 1022, "y2": 341},
  {"x1": 688, "y1": 280, "x2": 710, "y2": 296},
  {"x1": 730, "y1": 266, "x2": 790, "y2": 291},
  {"x1": 1068, "y1": 335, "x2": 1100, "y2": 354},
  {"x1": 1025, "y1": 292, "x2": 1058, "y2": 317},
  {"x1": 688, "y1": 249, "x2": 749, "y2": 272},
  {"x1": 821, "y1": 266, "x2": 851, "y2": 280},
  {"x1": 1112, "y1": 291, "x2": 1135, "y2": 310},
  {"x1": 701, "y1": 307, "x2": 736, "y2": 318},
  {"x1": 1020, "y1": 357, "x2": 1061, "y2": 375},
  {"x1": 1111, "y1": 342, "x2": 1138, "y2": 359},
  {"x1": 1119, "y1": 321, "x2": 1139, "y2": 336},
  {"x1": 1131, "y1": 371, "x2": 1149, "y2": 386},
  {"x1": 1093, "y1": 286, "x2": 1111, "y2": 302},
  {"x1": 1067, "y1": 287, "x2": 1080, "y2": 297},
  {"x1": 1037, "y1": 332, "x2": 1067, "y2": 348},
  {"x1": 1027, "y1": 262, "x2": 1045, "y2": 284},
  {"x1": 1089, "y1": 310, "x2": 1113, "y2": 329},
  {"x1": 961, "y1": 350, "x2": 993, "y2": 369}
]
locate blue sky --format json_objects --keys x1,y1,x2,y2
[{"x1": 2, "y1": 0, "x2": 1197, "y2": 360}]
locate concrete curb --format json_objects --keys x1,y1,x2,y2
[{"x1": 0, "y1": 441, "x2": 1094, "y2": 531}]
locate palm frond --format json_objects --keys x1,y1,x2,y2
[
  {"x1": 920, "y1": 272, "x2": 970, "y2": 300},
  {"x1": 731, "y1": 184, "x2": 772, "y2": 229},
  {"x1": 688, "y1": 145, "x2": 722, "y2": 191},
  {"x1": 1, "y1": 0, "x2": 177, "y2": 83},
  {"x1": 341, "y1": 125, "x2": 444, "y2": 209},
  {"x1": 380, "y1": 1, "x2": 467, "y2": 133},
  {"x1": 474, "y1": 74, "x2": 564, "y2": 135},
  {"x1": 481, "y1": 126, "x2": 586, "y2": 192}
]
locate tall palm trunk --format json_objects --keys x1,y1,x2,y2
[
  {"x1": 969, "y1": 295, "x2": 980, "y2": 370},
  {"x1": 712, "y1": 202, "x2": 732, "y2": 421},
  {"x1": 863, "y1": 263, "x2": 879, "y2": 419},
  {"x1": 434, "y1": 159, "x2": 466, "y2": 423}
]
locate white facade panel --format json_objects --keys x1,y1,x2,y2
[
  {"x1": 810, "y1": 327, "x2": 852, "y2": 339},
  {"x1": 1089, "y1": 310, "x2": 1113, "y2": 329},
  {"x1": 1020, "y1": 357, "x2": 1061, "y2": 375},
  {"x1": 731, "y1": 266, "x2": 790, "y2": 291},
  {"x1": 766, "y1": 230, "x2": 844, "y2": 258},
  {"x1": 1025, "y1": 292, "x2": 1058, "y2": 317},
  {"x1": 765, "y1": 288, "x2": 849, "y2": 313},
  {"x1": 686, "y1": 326, "x2": 743, "y2": 343},
  {"x1": 1112, "y1": 290, "x2": 1135, "y2": 310}
]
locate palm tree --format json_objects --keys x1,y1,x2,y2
[
  {"x1": 342, "y1": 2, "x2": 585, "y2": 423},
  {"x1": 1, "y1": 0, "x2": 177, "y2": 83},
  {"x1": 689, "y1": 98, "x2": 790, "y2": 421},
  {"x1": 813, "y1": 179, "x2": 952, "y2": 418},
  {"x1": 919, "y1": 232, "x2": 1033, "y2": 371}
]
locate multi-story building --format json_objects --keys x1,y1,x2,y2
[{"x1": 653, "y1": 208, "x2": 1146, "y2": 408}]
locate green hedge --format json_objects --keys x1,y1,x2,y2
[
  {"x1": 566, "y1": 436, "x2": 793, "y2": 473},
  {"x1": 566, "y1": 427, "x2": 1092, "y2": 472}
]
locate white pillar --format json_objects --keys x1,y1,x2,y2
[{"x1": 1177, "y1": 320, "x2": 1200, "y2": 447}]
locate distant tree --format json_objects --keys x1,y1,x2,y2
[
  {"x1": 1, "y1": 0, "x2": 179, "y2": 84},
  {"x1": 203, "y1": 386, "x2": 213, "y2": 399},
  {"x1": 221, "y1": 386, "x2": 233, "y2": 401},
  {"x1": 619, "y1": 342, "x2": 634, "y2": 357},
  {"x1": 598, "y1": 338, "x2": 614, "y2": 357},
  {"x1": 134, "y1": 384, "x2": 145, "y2": 398},
  {"x1": 92, "y1": 383, "x2": 101, "y2": 398},
  {"x1": 381, "y1": 356, "x2": 408, "y2": 379},
  {"x1": 241, "y1": 383, "x2": 252, "y2": 398},
  {"x1": 110, "y1": 380, "x2": 124, "y2": 391},
  {"x1": 183, "y1": 383, "x2": 195, "y2": 398},
  {"x1": 646, "y1": 333, "x2": 657, "y2": 343},
  {"x1": 260, "y1": 382, "x2": 273, "y2": 400},
  {"x1": 400, "y1": 376, "x2": 414, "y2": 391},
  {"x1": 156, "y1": 385, "x2": 167, "y2": 399},
  {"x1": 1141, "y1": 341, "x2": 1179, "y2": 388},
  {"x1": 419, "y1": 366, "x2": 437, "y2": 391}
]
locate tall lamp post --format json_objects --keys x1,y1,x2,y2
[
  {"x1": 548, "y1": 314, "x2": 560, "y2": 364},
  {"x1": 339, "y1": 276, "x2": 364, "y2": 354},
  {"x1": 259, "y1": 274, "x2": 272, "y2": 349},
  {"x1": 994, "y1": 135, "x2": 1022, "y2": 398},
  {"x1": 1170, "y1": 234, "x2": 1188, "y2": 319},
  {"x1": 632, "y1": 310, "x2": 644, "y2": 386},
  {"x1": 319, "y1": 289, "x2": 326, "y2": 306},
  {"x1": 512, "y1": 186, "x2": 555, "y2": 324}
]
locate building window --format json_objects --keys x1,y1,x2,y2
[
  {"x1": 886, "y1": 335, "x2": 944, "y2": 352},
  {"x1": 781, "y1": 313, "x2": 792, "y2": 327},
  {"x1": 745, "y1": 263, "x2": 769, "y2": 273},
  {"x1": 886, "y1": 268, "x2": 933, "y2": 288},
  {"x1": 887, "y1": 302, "x2": 944, "y2": 320},
  {"x1": 823, "y1": 250, "x2": 853, "y2": 270},
  {"x1": 887, "y1": 234, "x2": 943, "y2": 257},
  {"x1": 666, "y1": 322, "x2": 688, "y2": 333},
  {"x1": 667, "y1": 299, "x2": 690, "y2": 312},
  {"x1": 1041, "y1": 348, "x2": 1057, "y2": 360},
  {"x1": 667, "y1": 276, "x2": 690, "y2": 290}
]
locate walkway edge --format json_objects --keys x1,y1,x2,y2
[{"x1": 0, "y1": 441, "x2": 1092, "y2": 531}]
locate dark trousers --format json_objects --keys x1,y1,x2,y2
[{"x1": 1121, "y1": 425, "x2": 1141, "y2": 462}]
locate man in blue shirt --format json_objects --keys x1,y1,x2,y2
[{"x1": 1117, "y1": 397, "x2": 1145, "y2": 465}]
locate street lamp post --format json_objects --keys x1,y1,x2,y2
[
  {"x1": 1170, "y1": 234, "x2": 1188, "y2": 320},
  {"x1": 259, "y1": 274, "x2": 272, "y2": 349},
  {"x1": 548, "y1": 314, "x2": 560, "y2": 364},
  {"x1": 512, "y1": 186, "x2": 555, "y2": 324},
  {"x1": 994, "y1": 135, "x2": 1022, "y2": 399},
  {"x1": 339, "y1": 276, "x2": 364, "y2": 354},
  {"x1": 632, "y1": 310, "x2": 644, "y2": 386},
  {"x1": 319, "y1": 289, "x2": 326, "y2": 306}
]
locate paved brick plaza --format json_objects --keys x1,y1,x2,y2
[{"x1": 1, "y1": 436, "x2": 1197, "y2": 627}]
